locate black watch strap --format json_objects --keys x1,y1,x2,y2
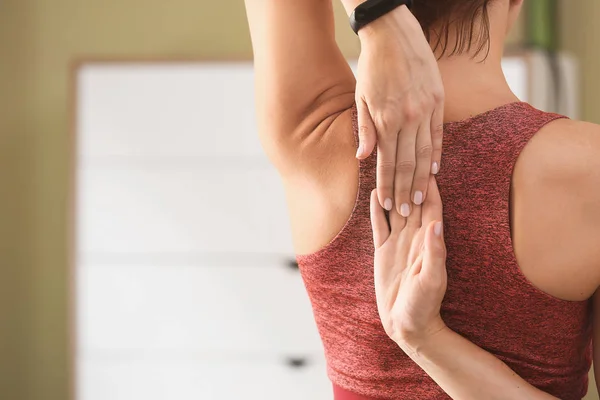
[{"x1": 349, "y1": 0, "x2": 413, "y2": 35}]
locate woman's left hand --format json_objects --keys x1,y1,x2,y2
[{"x1": 370, "y1": 176, "x2": 448, "y2": 347}]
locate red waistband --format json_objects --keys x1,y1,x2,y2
[{"x1": 333, "y1": 384, "x2": 380, "y2": 400}]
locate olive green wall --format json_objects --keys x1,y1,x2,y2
[
  {"x1": 559, "y1": 0, "x2": 600, "y2": 123},
  {"x1": 1, "y1": 2, "x2": 35, "y2": 399},
  {"x1": 0, "y1": 1, "x2": 594, "y2": 400},
  {"x1": 560, "y1": 3, "x2": 600, "y2": 397}
]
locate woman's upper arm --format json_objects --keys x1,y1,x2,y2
[{"x1": 244, "y1": 0, "x2": 355, "y2": 161}]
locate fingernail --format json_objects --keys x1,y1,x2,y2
[
  {"x1": 432, "y1": 162, "x2": 439, "y2": 175},
  {"x1": 356, "y1": 144, "x2": 364, "y2": 158},
  {"x1": 384, "y1": 198, "x2": 393, "y2": 211},
  {"x1": 434, "y1": 221, "x2": 443, "y2": 237},
  {"x1": 400, "y1": 203, "x2": 410, "y2": 217},
  {"x1": 413, "y1": 191, "x2": 423, "y2": 205}
]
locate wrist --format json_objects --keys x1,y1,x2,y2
[
  {"x1": 357, "y1": 4, "x2": 417, "y2": 41},
  {"x1": 396, "y1": 319, "x2": 449, "y2": 357}
]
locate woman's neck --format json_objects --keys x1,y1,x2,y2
[
  {"x1": 432, "y1": 6, "x2": 520, "y2": 123},
  {"x1": 437, "y1": 52, "x2": 519, "y2": 123}
]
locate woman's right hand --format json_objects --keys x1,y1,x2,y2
[
  {"x1": 370, "y1": 176, "x2": 447, "y2": 346},
  {"x1": 355, "y1": 4, "x2": 445, "y2": 217}
]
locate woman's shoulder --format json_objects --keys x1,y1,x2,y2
[
  {"x1": 517, "y1": 118, "x2": 600, "y2": 185},
  {"x1": 511, "y1": 118, "x2": 600, "y2": 301}
]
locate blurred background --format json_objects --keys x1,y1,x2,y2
[{"x1": 1, "y1": 0, "x2": 599, "y2": 399}]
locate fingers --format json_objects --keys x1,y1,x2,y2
[
  {"x1": 370, "y1": 189, "x2": 391, "y2": 248},
  {"x1": 412, "y1": 122, "x2": 433, "y2": 206},
  {"x1": 430, "y1": 105, "x2": 444, "y2": 175},
  {"x1": 376, "y1": 132, "x2": 399, "y2": 211},
  {"x1": 406, "y1": 197, "x2": 423, "y2": 231},
  {"x1": 422, "y1": 176, "x2": 443, "y2": 226},
  {"x1": 356, "y1": 99, "x2": 377, "y2": 160},
  {"x1": 421, "y1": 220, "x2": 446, "y2": 279},
  {"x1": 389, "y1": 204, "x2": 407, "y2": 233},
  {"x1": 394, "y1": 125, "x2": 417, "y2": 217}
]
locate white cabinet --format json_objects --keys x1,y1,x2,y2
[{"x1": 75, "y1": 62, "x2": 328, "y2": 400}]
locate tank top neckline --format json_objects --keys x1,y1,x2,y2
[
  {"x1": 296, "y1": 101, "x2": 528, "y2": 262},
  {"x1": 444, "y1": 101, "x2": 527, "y2": 127}
]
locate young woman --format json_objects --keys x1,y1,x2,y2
[{"x1": 244, "y1": 1, "x2": 600, "y2": 399}]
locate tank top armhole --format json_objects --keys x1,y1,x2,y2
[
  {"x1": 296, "y1": 105, "x2": 377, "y2": 263},
  {"x1": 503, "y1": 110, "x2": 580, "y2": 303}
]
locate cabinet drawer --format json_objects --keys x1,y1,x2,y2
[
  {"x1": 78, "y1": 263, "x2": 323, "y2": 355},
  {"x1": 78, "y1": 63, "x2": 264, "y2": 159},
  {"x1": 77, "y1": 165, "x2": 294, "y2": 255},
  {"x1": 78, "y1": 357, "x2": 331, "y2": 400}
]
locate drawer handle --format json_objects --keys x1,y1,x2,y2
[
  {"x1": 285, "y1": 357, "x2": 308, "y2": 369},
  {"x1": 286, "y1": 259, "x2": 300, "y2": 270}
]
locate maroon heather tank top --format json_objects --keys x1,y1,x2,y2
[{"x1": 296, "y1": 102, "x2": 593, "y2": 400}]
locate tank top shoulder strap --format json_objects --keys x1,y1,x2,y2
[
  {"x1": 503, "y1": 103, "x2": 568, "y2": 173},
  {"x1": 461, "y1": 103, "x2": 570, "y2": 297}
]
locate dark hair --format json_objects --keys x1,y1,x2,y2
[{"x1": 412, "y1": 0, "x2": 493, "y2": 57}]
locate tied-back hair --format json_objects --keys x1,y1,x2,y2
[{"x1": 412, "y1": 0, "x2": 493, "y2": 58}]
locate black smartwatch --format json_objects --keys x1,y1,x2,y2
[{"x1": 349, "y1": 0, "x2": 413, "y2": 35}]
